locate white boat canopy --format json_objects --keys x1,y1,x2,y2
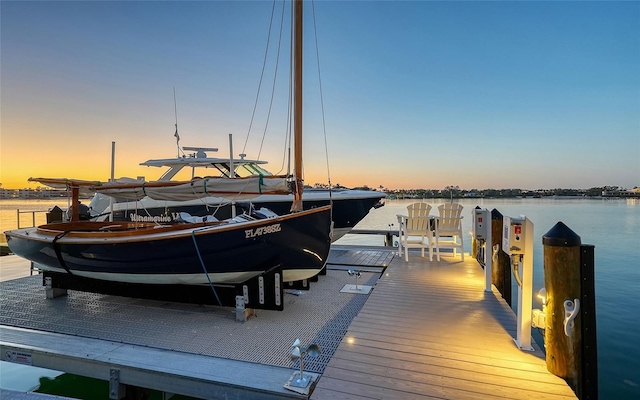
[
  {"x1": 93, "y1": 175, "x2": 291, "y2": 201},
  {"x1": 29, "y1": 175, "x2": 291, "y2": 202}
]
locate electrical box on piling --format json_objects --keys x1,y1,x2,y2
[
  {"x1": 473, "y1": 208, "x2": 492, "y2": 292},
  {"x1": 503, "y1": 216, "x2": 527, "y2": 256},
  {"x1": 503, "y1": 215, "x2": 534, "y2": 351},
  {"x1": 473, "y1": 208, "x2": 489, "y2": 240}
]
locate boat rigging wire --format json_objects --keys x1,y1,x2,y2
[
  {"x1": 241, "y1": 0, "x2": 333, "y2": 218},
  {"x1": 255, "y1": 0, "x2": 287, "y2": 163},
  {"x1": 311, "y1": 0, "x2": 333, "y2": 211},
  {"x1": 241, "y1": 0, "x2": 279, "y2": 158},
  {"x1": 239, "y1": 0, "x2": 292, "y2": 178}
]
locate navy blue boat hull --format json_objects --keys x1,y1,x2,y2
[{"x1": 5, "y1": 206, "x2": 332, "y2": 285}]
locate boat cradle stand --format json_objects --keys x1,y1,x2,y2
[{"x1": 41, "y1": 265, "x2": 314, "y2": 321}]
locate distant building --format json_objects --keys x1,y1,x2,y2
[
  {"x1": 0, "y1": 188, "x2": 70, "y2": 199},
  {"x1": 602, "y1": 187, "x2": 640, "y2": 198},
  {"x1": 0, "y1": 188, "x2": 18, "y2": 199}
]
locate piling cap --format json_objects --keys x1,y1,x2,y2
[{"x1": 542, "y1": 221, "x2": 581, "y2": 247}]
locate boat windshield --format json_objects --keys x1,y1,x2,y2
[
  {"x1": 229, "y1": 162, "x2": 273, "y2": 178},
  {"x1": 158, "y1": 161, "x2": 274, "y2": 181}
]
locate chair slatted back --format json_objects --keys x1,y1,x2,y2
[
  {"x1": 437, "y1": 203, "x2": 464, "y2": 233},
  {"x1": 406, "y1": 203, "x2": 432, "y2": 233}
]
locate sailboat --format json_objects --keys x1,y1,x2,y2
[{"x1": 4, "y1": 0, "x2": 332, "y2": 288}]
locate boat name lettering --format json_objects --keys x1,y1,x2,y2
[
  {"x1": 245, "y1": 224, "x2": 281, "y2": 238},
  {"x1": 129, "y1": 213, "x2": 173, "y2": 223}
]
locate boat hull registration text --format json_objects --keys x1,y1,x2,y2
[{"x1": 245, "y1": 224, "x2": 281, "y2": 238}]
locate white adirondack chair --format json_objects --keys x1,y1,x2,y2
[
  {"x1": 397, "y1": 203, "x2": 435, "y2": 262},
  {"x1": 434, "y1": 203, "x2": 465, "y2": 261}
]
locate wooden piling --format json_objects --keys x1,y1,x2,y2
[
  {"x1": 543, "y1": 222, "x2": 584, "y2": 398},
  {"x1": 491, "y1": 209, "x2": 512, "y2": 306}
]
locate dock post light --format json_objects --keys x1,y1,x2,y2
[
  {"x1": 537, "y1": 287, "x2": 547, "y2": 306},
  {"x1": 532, "y1": 287, "x2": 547, "y2": 330},
  {"x1": 288, "y1": 338, "x2": 320, "y2": 388},
  {"x1": 347, "y1": 269, "x2": 362, "y2": 290},
  {"x1": 340, "y1": 269, "x2": 372, "y2": 294}
]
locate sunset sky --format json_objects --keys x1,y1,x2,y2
[{"x1": 1, "y1": 1, "x2": 638, "y2": 191}]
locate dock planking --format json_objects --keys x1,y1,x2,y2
[
  {"x1": 327, "y1": 247, "x2": 395, "y2": 269},
  {"x1": 311, "y1": 252, "x2": 577, "y2": 400}
]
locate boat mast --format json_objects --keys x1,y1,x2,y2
[{"x1": 291, "y1": 0, "x2": 303, "y2": 212}]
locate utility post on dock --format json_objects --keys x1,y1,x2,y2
[
  {"x1": 543, "y1": 222, "x2": 598, "y2": 399},
  {"x1": 503, "y1": 215, "x2": 535, "y2": 351},
  {"x1": 472, "y1": 208, "x2": 492, "y2": 292}
]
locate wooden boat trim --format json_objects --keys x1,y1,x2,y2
[
  {"x1": 36, "y1": 221, "x2": 220, "y2": 238},
  {"x1": 32, "y1": 205, "x2": 332, "y2": 241}
]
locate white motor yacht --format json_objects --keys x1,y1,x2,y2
[{"x1": 90, "y1": 146, "x2": 385, "y2": 241}]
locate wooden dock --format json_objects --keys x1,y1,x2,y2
[
  {"x1": 311, "y1": 252, "x2": 577, "y2": 400},
  {"x1": 0, "y1": 248, "x2": 577, "y2": 399}
]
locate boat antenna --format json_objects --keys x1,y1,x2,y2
[{"x1": 173, "y1": 87, "x2": 182, "y2": 158}]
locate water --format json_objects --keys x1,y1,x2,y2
[
  {"x1": 336, "y1": 197, "x2": 640, "y2": 399},
  {"x1": 1, "y1": 198, "x2": 639, "y2": 397},
  {"x1": 0, "y1": 362, "x2": 61, "y2": 392},
  {"x1": 0, "y1": 199, "x2": 71, "y2": 243}
]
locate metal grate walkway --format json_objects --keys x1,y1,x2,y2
[{"x1": 0, "y1": 249, "x2": 383, "y2": 398}]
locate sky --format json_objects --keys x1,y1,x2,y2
[{"x1": 1, "y1": 0, "x2": 638, "y2": 191}]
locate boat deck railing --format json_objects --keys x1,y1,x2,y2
[{"x1": 16, "y1": 209, "x2": 50, "y2": 229}]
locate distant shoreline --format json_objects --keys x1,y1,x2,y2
[{"x1": 1, "y1": 186, "x2": 638, "y2": 200}]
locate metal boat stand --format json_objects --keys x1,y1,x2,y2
[{"x1": 40, "y1": 264, "x2": 322, "y2": 321}]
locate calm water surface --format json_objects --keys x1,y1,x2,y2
[
  {"x1": 0, "y1": 199, "x2": 72, "y2": 243},
  {"x1": 1, "y1": 198, "x2": 639, "y2": 397},
  {"x1": 336, "y1": 198, "x2": 640, "y2": 399}
]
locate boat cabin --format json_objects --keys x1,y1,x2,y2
[{"x1": 140, "y1": 147, "x2": 275, "y2": 182}]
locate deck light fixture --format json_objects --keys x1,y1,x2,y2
[
  {"x1": 340, "y1": 269, "x2": 373, "y2": 294},
  {"x1": 532, "y1": 287, "x2": 547, "y2": 330},
  {"x1": 285, "y1": 339, "x2": 321, "y2": 392},
  {"x1": 347, "y1": 269, "x2": 361, "y2": 289},
  {"x1": 537, "y1": 287, "x2": 547, "y2": 306}
]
